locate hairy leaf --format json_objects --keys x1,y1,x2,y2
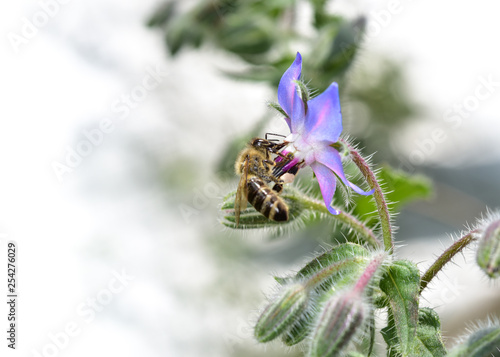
[{"x1": 380, "y1": 260, "x2": 420, "y2": 357}]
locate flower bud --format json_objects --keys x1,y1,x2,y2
[
  {"x1": 254, "y1": 284, "x2": 308, "y2": 343},
  {"x1": 476, "y1": 219, "x2": 500, "y2": 278},
  {"x1": 448, "y1": 324, "x2": 500, "y2": 357},
  {"x1": 309, "y1": 290, "x2": 366, "y2": 357}
]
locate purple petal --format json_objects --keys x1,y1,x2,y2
[
  {"x1": 315, "y1": 146, "x2": 374, "y2": 196},
  {"x1": 310, "y1": 162, "x2": 340, "y2": 215},
  {"x1": 278, "y1": 52, "x2": 305, "y2": 131},
  {"x1": 304, "y1": 83, "x2": 342, "y2": 143}
]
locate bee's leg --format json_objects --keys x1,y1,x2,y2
[
  {"x1": 274, "y1": 151, "x2": 288, "y2": 159},
  {"x1": 262, "y1": 159, "x2": 275, "y2": 172},
  {"x1": 271, "y1": 176, "x2": 285, "y2": 193},
  {"x1": 272, "y1": 183, "x2": 283, "y2": 193}
]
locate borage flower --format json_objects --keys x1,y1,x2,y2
[{"x1": 276, "y1": 52, "x2": 373, "y2": 214}]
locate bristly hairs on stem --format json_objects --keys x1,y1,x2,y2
[
  {"x1": 339, "y1": 136, "x2": 395, "y2": 254},
  {"x1": 419, "y1": 225, "x2": 482, "y2": 294},
  {"x1": 420, "y1": 210, "x2": 500, "y2": 293}
]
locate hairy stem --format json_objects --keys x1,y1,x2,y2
[
  {"x1": 341, "y1": 139, "x2": 394, "y2": 253},
  {"x1": 419, "y1": 230, "x2": 479, "y2": 294},
  {"x1": 299, "y1": 196, "x2": 381, "y2": 249}
]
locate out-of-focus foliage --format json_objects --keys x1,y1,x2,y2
[
  {"x1": 148, "y1": 0, "x2": 365, "y2": 92},
  {"x1": 147, "y1": 2, "x2": 498, "y2": 357},
  {"x1": 352, "y1": 166, "x2": 433, "y2": 228},
  {"x1": 149, "y1": 1, "x2": 421, "y2": 181},
  {"x1": 346, "y1": 60, "x2": 421, "y2": 161}
]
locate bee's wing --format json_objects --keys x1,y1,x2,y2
[{"x1": 234, "y1": 156, "x2": 249, "y2": 227}]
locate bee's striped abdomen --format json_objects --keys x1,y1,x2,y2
[{"x1": 247, "y1": 177, "x2": 288, "y2": 222}]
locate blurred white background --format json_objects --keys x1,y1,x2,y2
[{"x1": 1, "y1": 0, "x2": 500, "y2": 356}]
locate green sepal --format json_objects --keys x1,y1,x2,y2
[
  {"x1": 281, "y1": 309, "x2": 314, "y2": 346},
  {"x1": 380, "y1": 260, "x2": 420, "y2": 357},
  {"x1": 267, "y1": 101, "x2": 289, "y2": 120},
  {"x1": 295, "y1": 243, "x2": 370, "y2": 282},
  {"x1": 293, "y1": 80, "x2": 310, "y2": 107},
  {"x1": 309, "y1": 291, "x2": 366, "y2": 357},
  {"x1": 448, "y1": 325, "x2": 500, "y2": 357},
  {"x1": 254, "y1": 284, "x2": 308, "y2": 343},
  {"x1": 281, "y1": 268, "x2": 366, "y2": 346},
  {"x1": 273, "y1": 276, "x2": 290, "y2": 285}
]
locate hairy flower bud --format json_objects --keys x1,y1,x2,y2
[
  {"x1": 254, "y1": 284, "x2": 308, "y2": 343},
  {"x1": 308, "y1": 252, "x2": 385, "y2": 356},
  {"x1": 448, "y1": 324, "x2": 500, "y2": 357},
  {"x1": 476, "y1": 219, "x2": 500, "y2": 278},
  {"x1": 309, "y1": 290, "x2": 366, "y2": 357}
]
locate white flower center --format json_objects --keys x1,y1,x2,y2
[{"x1": 285, "y1": 133, "x2": 316, "y2": 165}]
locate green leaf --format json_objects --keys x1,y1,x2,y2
[
  {"x1": 380, "y1": 260, "x2": 420, "y2": 357},
  {"x1": 218, "y1": 13, "x2": 275, "y2": 55},
  {"x1": 411, "y1": 308, "x2": 447, "y2": 357},
  {"x1": 448, "y1": 325, "x2": 500, "y2": 357},
  {"x1": 165, "y1": 17, "x2": 204, "y2": 55},
  {"x1": 352, "y1": 165, "x2": 432, "y2": 225},
  {"x1": 322, "y1": 17, "x2": 366, "y2": 74},
  {"x1": 147, "y1": 1, "x2": 176, "y2": 27}
]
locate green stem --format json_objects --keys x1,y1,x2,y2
[
  {"x1": 419, "y1": 230, "x2": 479, "y2": 294},
  {"x1": 341, "y1": 139, "x2": 394, "y2": 253},
  {"x1": 299, "y1": 196, "x2": 381, "y2": 249}
]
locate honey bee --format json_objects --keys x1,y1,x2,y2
[{"x1": 234, "y1": 137, "x2": 295, "y2": 226}]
